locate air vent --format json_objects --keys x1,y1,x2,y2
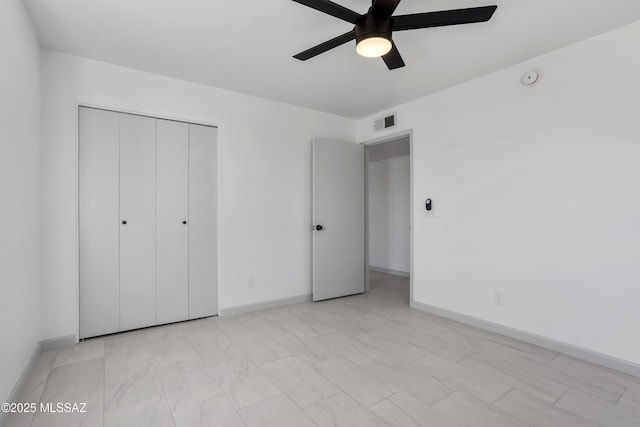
[{"x1": 374, "y1": 113, "x2": 397, "y2": 131}]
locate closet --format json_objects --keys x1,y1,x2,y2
[{"x1": 78, "y1": 106, "x2": 217, "y2": 339}]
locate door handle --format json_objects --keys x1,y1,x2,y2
[
  {"x1": 314, "y1": 224, "x2": 324, "y2": 231},
  {"x1": 182, "y1": 220, "x2": 187, "y2": 225},
  {"x1": 121, "y1": 220, "x2": 127, "y2": 225}
]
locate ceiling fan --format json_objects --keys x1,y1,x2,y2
[{"x1": 292, "y1": 0, "x2": 498, "y2": 70}]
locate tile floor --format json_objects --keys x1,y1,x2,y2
[{"x1": 5, "y1": 272, "x2": 640, "y2": 426}]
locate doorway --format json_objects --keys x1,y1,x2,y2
[{"x1": 365, "y1": 133, "x2": 412, "y2": 304}]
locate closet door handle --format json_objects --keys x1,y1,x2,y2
[
  {"x1": 182, "y1": 220, "x2": 187, "y2": 225},
  {"x1": 121, "y1": 220, "x2": 127, "y2": 225}
]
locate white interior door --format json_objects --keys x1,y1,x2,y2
[
  {"x1": 120, "y1": 113, "x2": 157, "y2": 330},
  {"x1": 79, "y1": 107, "x2": 120, "y2": 338},
  {"x1": 312, "y1": 138, "x2": 365, "y2": 301},
  {"x1": 188, "y1": 123, "x2": 218, "y2": 318},
  {"x1": 156, "y1": 119, "x2": 189, "y2": 324}
]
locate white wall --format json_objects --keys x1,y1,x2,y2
[
  {"x1": 40, "y1": 50, "x2": 356, "y2": 340},
  {"x1": 358, "y1": 21, "x2": 640, "y2": 365},
  {"x1": 368, "y1": 155, "x2": 410, "y2": 273},
  {"x1": 0, "y1": 0, "x2": 42, "y2": 403}
]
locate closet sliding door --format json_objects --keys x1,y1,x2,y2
[
  {"x1": 119, "y1": 114, "x2": 157, "y2": 331},
  {"x1": 156, "y1": 119, "x2": 189, "y2": 324}
]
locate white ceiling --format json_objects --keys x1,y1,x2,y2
[{"x1": 24, "y1": 0, "x2": 640, "y2": 118}]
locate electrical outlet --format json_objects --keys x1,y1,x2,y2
[
  {"x1": 494, "y1": 292, "x2": 504, "y2": 306},
  {"x1": 247, "y1": 277, "x2": 254, "y2": 289}
]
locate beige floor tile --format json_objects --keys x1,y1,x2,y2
[
  {"x1": 360, "y1": 355, "x2": 454, "y2": 405},
  {"x1": 418, "y1": 312, "x2": 485, "y2": 336},
  {"x1": 217, "y1": 314, "x2": 259, "y2": 339},
  {"x1": 432, "y1": 391, "x2": 528, "y2": 427},
  {"x1": 257, "y1": 304, "x2": 309, "y2": 322},
  {"x1": 369, "y1": 398, "x2": 422, "y2": 427},
  {"x1": 315, "y1": 356, "x2": 393, "y2": 407},
  {"x1": 173, "y1": 395, "x2": 245, "y2": 427},
  {"x1": 104, "y1": 356, "x2": 164, "y2": 411},
  {"x1": 506, "y1": 353, "x2": 626, "y2": 403},
  {"x1": 16, "y1": 369, "x2": 48, "y2": 404},
  {"x1": 273, "y1": 333, "x2": 333, "y2": 365},
  {"x1": 551, "y1": 354, "x2": 640, "y2": 391},
  {"x1": 407, "y1": 330, "x2": 477, "y2": 362},
  {"x1": 301, "y1": 307, "x2": 373, "y2": 336},
  {"x1": 104, "y1": 396, "x2": 174, "y2": 427},
  {"x1": 617, "y1": 387, "x2": 640, "y2": 414},
  {"x1": 4, "y1": 414, "x2": 33, "y2": 427},
  {"x1": 377, "y1": 306, "x2": 439, "y2": 329},
  {"x1": 32, "y1": 358, "x2": 104, "y2": 427},
  {"x1": 304, "y1": 393, "x2": 390, "y2": 427},
  {"x1": 314, "y1": 332, "x2": 384, "y2": 364},
  {"x1": 461, "y1": 354, "x2": 568, "y2": 403},
  {"x1": 146, "y1": 335, "x2": 200, "y2": 367},
  {"x1": 158, "y1": 358, "x2": 224, "y2": 411},
  {"x1": 555, "y1": 388, "x2": 639, "y2": 427},
  {"x1": 186, "y1": 326, "x2": 235, "y2": 364},
  {"x1": 261, "y1": 356, "x2": 340, "y2": 408},
  {"x1": 181, "y1": 316, "x2": 221, "y2": 334},
  {"x1": 411, "y1": 351, "x2": 512, "y2": 403},
  {"x1": 353, "y1": 328, "x2": 428, "y2": 362},
  {"x1": 39, "y1": 358, "x2": 104, "y2": 402},
  {"x1": 53, "y1": 339, "x2": 104, "y2": 368},
  {"x1": 238, "y1": 394, "x2": 316, "y2": 427},
  {"x1": 493, "y1": 388, "x2": 597, "y2": 427},
  {"x1": 239, "y1": 316, "x2": 291, "y2": 340},
  {"x1": 400, "y1": 315, "x2": 451, "y2": 337},
  {"x1": 27, "y1": 349, "x2": 58, "y2": 385},
  {"x1": 276, "y1": 314, "x2": 336, "y2": 337},
  {"x1": 228, "y1": 333, "x2": 290, "y2": 365},
  {"x1": 444, "y1": 329, "x2": 521, "y2": 360},
  {"x1": 475, "y1": 329, "x2": 560, "y2": 360},
  {"x1": 388, "y1": 392, "x2": 462, "y2": 427},
  {"x1": 31, "y1": 405, "x2": 103, "y2": 427},
  {"x1": 207, "y1": 358, "x2": 282, "y2": 409},
  {"x1": 104, "y1": 333, "x2": 152, "y2": 368},
  {"x1": 5, "y1": 380, "x2": 46, "y2": 427}
]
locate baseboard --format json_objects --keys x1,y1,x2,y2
[
  {"x1": 41, "y1": 335, "x2": 76, "y2": 350},
  {"x1": 219, "y1": 294, "x2": 312, "y2": 316},
  {"x1": 411, "y1": 300, "x2": 640, "y2": 378},
  {"x1": 0, "y1": 341, "x2": 42, "y2": 427},
  {"x1": 369, "y1": 266, "x2": 410, "y2": 278}
]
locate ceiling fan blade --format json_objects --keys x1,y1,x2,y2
[
  {"x1": 370, "y1": 0, "x2": 401, "y2": 19},
  {"x1": 292, "y1": 0, "x2": 360, "y2": 24},
  {"x1": 293, "y1": 30, "x2": 356, "y2": 61},
  {"x1": 393, "y1": 5, "x2": 497, "y2": 31},
  {"x1": 382, "y1": 41, "x2": 405, "y2": 70}
]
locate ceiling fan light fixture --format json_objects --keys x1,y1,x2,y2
[{"x1": 356, "y1": 36, "x2": 392, "y2": 57}]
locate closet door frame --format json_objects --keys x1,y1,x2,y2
[{"x1": 75, "y1": 103, "x2": 220, "y2": 341}]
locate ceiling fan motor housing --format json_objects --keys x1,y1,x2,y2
[{"x1": 355, "y1": 14, "x2": 393, "y2": 45}]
